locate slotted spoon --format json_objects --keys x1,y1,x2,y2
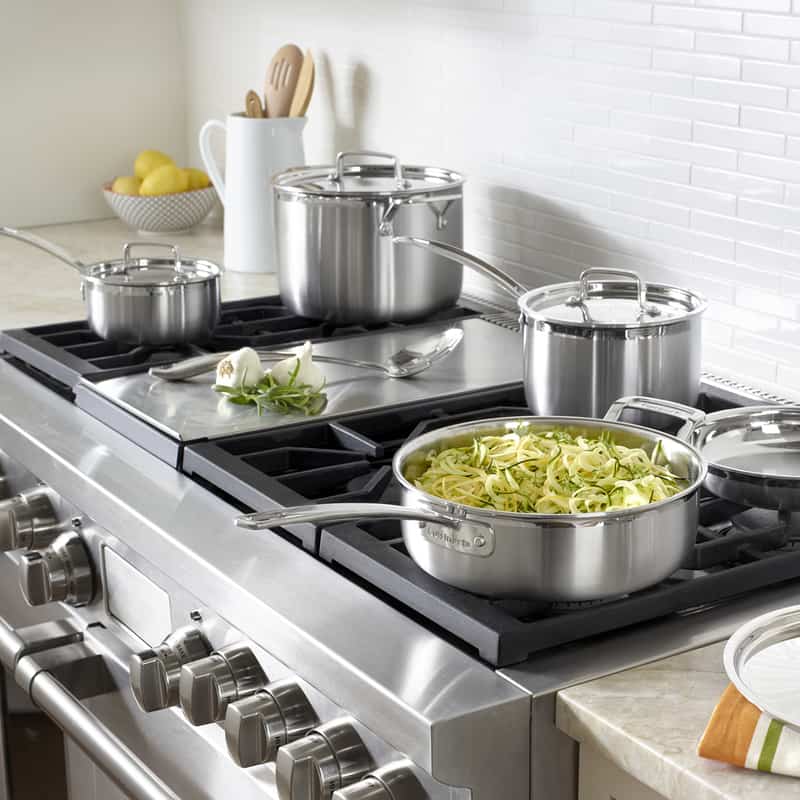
[
  {"x1": 264, "y1": 43, "x2": 304, "y2": 118},
  {"x1": 148, "y1": 328, "x2": 464, "y2": 381}
]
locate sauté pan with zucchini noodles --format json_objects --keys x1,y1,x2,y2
[{"x1": 413, "y1": 427, "x2": 685, "y2": 514}]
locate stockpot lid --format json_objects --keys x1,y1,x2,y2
[
  {"x1": 272, "y1": 150, "x2": 464, "y2": 200},
  {"x1": 518, "y1": 268, "x2": 707, "y2": 329},
  {"x1": 83, "y1": 242, "x2": 220, "y2": 287}
]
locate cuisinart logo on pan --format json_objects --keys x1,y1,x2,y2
[{"x1": 419, "y1": 523, "x2": 494, "y2": 556}]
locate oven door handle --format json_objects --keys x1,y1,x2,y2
[{"x1": 0, "y1": 618, "x2": 180, "y2": 800}]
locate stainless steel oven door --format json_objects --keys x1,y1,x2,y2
[{"x1": 0, "y1": 613, "x2": 278, "y2": 800}]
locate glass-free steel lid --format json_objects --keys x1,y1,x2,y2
[
  {"x1": 84, "y1": 243, "x2": 220, "y2": 287},
  {"x1": 273, "y1": 150, "x2": 464, "y2": 199},
  {"x1": 695, "y1": 406, "x2": 800, "y2": 481},
  {"x1": 519, "y1": 268, "x2": 707, "y2": 329},
  {"x1": 725, "y1": 605, "x2": 800, "y2": 731}
]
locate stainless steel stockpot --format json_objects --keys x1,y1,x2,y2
[
  {"x1": 237, "y1": 397, "x2": 707, "y2": 602},
  {"x1": 273, "y1": 151, "x2": 465, "y2": 324},
  {"x1": 0, "y1": 228, "x2": 221, "y2": 346},
  {"x1": 394, "y1": 239, "x2": 708, "y2": 419}
]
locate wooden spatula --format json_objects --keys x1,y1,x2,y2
[
  {"x1": 264, "y1": 43, "x2": 304, "y2": 118},
  {"x1": 289, "y1": 49, "x2": 315, "y2": 117},
  {"x1": 245, "y1": 89, "x2": 265, "y2": 118}
]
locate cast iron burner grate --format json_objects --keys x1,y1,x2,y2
[
  {"x1": 0, "y1": 296, "x2": 479, "y2": 392},
  {"x1": 183, "y1": 383, "x2": 800, "y2": 667}
]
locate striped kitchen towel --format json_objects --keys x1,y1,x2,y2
[{"x1": 698, "y1": 683, "x2": 800, "y2": 776}]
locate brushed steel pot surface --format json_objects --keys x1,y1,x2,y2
[
  {"x1": 236, "y1": 397, "x2": 707, "y2": 601},
  {"x1": 273, "y1": 151, "x2": 464, "y2": 324}
]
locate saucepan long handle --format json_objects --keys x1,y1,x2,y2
[
  {"x1": 235, "y1": 502, "x2": 481, "y2": 531},
  {"x1": 392, "y1": 236, "x2": 529, "y2": 300},
  {"x1": 0, "y1": 226, "x2": 87, "y2": 274}
]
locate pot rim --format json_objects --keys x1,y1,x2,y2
[
  {"x1": 392, "y1": 414, "x2": 707, "y2": 524},
  {"x1": 80, "y1": 257, "x2": 222, "y2": 289},
  {"x1": 517, "y1": 280, "x2": 708, "y2": 331},
  {"x1": 272, "y1": 162, "x2": 465, "y2": 200}
]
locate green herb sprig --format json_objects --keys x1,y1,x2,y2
[{"x1": 213, "y1": 360, "x2": 327, "y2": 416}]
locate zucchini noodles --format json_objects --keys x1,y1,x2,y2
[{"x1": 413, "y1": 427, "x2": 685, "y2": 514}]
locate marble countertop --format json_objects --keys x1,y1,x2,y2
[
  {"x1": 557, "y1": 641, "x2": 800, "y2": 800},
  {"x1": 0, "y1": 217, "x2": 278, "y2": 329}
]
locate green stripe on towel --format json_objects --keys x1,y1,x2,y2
[{"x1": 758, "y1": 719, "x2": 784, "y2": 772}]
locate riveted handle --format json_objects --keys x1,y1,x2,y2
[
  {"x1": 604, "y1": 396, "x2": 707, "y2": 442},
  {"x1": 333, "y1": 151, "x2": 409, "y2": 188},
  {"x1": 569, "y1": 268, "x2": 660, "y2": 319}
]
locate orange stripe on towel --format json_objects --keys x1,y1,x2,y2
[{"x1": 698, "y1": 684, "x2": 761, "y2": 767}]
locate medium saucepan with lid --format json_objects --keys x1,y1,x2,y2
[
  {"x1": 0, "y1": 227, "x2": 221, "y2": 345},
  {"x1": 395, "y1": 238, "x2": 708, "y2": 418},
  {"x1": 236, "y1": 396, "x2": 707, "y2": 602}
]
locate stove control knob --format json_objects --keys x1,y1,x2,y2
[
  {"x1": 179, "y1": 643, "x2": 267, "y2": 725},
  {"x1": 332, "y1": 763, "x2": 428, "y2": 800},
  {"x1": 225, "y1": 679, "x2": 318, "y2": 767},
  {"x1": 19, "y1": 531, "x2": 93, "y2": 607},
  {"x1": 275, "y1": 719, "x2": 373, "y2": 800},
  {"x1": 0, "y1": 489, "x2": 60, "y2": 552},
  {"x1": 130, "y1": 626, "x2": 212, "y2": 712}
]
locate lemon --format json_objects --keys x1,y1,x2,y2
[
  {"x1": 183, "y1": 168, "x2": 211, "y2": 191},
  {"x1": 139, "y1": 164, "x2": 189, "y2": 196},
  {"x1": 134, "y1": 150, "x2": 174, "y2": 179},
  {"x1": 111, "y1": 175, "x2": 143, "y2": 195}
]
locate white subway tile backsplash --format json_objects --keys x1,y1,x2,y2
[
  {"x1": 575, "y1": 0, "x2": 652, "y2": 23},
  {"x1": 183, "y1": 0, "x2": 800, "y2": 397},
  {"x1": 743, "y1": 12, "x2": 800, "y2": 39},
  {"x1": 740, "y1": 106, "x2": 800, "y2": 135},
  {"x1": 693, "y1": 121, "x2": 785, "y2": 154},
  {"x1": 694, "y1": 77, "x2": 787, "y2": 109},
  {"x1": 653, "y1": 5, "x2": 743, "y2": 33},
  {"x1": 653, "y1": 50, "x2": 741, "y2": 79},
  {"x1": 696, "y1": 31, "x2": 789, "y2": 62},
  {"x1": 652, "y1": 93, "x2": 739, "y2": 125},
  {"x1": 692, "y1": 165, "x2": 785, "y2": 201}
]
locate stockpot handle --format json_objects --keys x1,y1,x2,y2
[
  {"x1": 569, "y1": 268, "x2": 660, "y2": 319},
  {"x1": 235, "y1": 502, "x2": 490, "y2": 532},
  {"x1": 604, "y1": 396, "x2": 707, "y2": 441},
  {"x1": 0, "y1": 616, "x2": 179, "y2": 800},
  {"x1": 392, "y1": 236, "x2": 529, "y2": 301},
  {"x1": 333, "y1": 151, "x2": 409, "y2": 188},
  {"x1": 121, "y1": 242, "x2": 181, "y2": 274}
]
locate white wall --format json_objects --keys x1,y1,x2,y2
[
  {"x1": 0, "y1": 1, "x2": 186, "y2": 227},
  {"x1": 179, "y1": 0, "x2": 800, "y2": 397}
]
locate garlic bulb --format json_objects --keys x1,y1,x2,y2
[
  {"x1": 215, "y1": 347, "x2": 264, "y2": 388},
  {"x1": 270, "y1": 341, "x2": 325, "y2": 389}
]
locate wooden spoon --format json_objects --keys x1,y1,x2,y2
[
  {"x1": 245, "y1": 89, "x2": 265, "y2": 118},
  {"x1": 264, "y1": 43, "x2": 304, "y2": 118},
  {"x1": 289, "y1": 49, "x2": 315, "y2": 117}
]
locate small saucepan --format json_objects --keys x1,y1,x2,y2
[
  {"x1": 235, "y1": 396, "x2": 707, "y2": 602},
  {"x1": 0, "y1": 227, "x2": 221, "y2": 346}
]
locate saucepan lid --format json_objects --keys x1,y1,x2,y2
[
  {"x1": 84, "y1": 243, "x2": 221, "y2": 287},
  {"x1": 519, "y1": 268, "x2": 707, "y2": 330},
  {"x1": 273, "y1": 150, "x2": 464, "y2": 200},
  {"x1": 694, "y1": 405, "x2": 800, "y2": 483},
  {"x1": 725, "y1": 605, "x2": 800, "y2": 731}
]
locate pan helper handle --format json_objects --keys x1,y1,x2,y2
[{"x1": 604, "y1": 396, "x2": 707, "y2": 442}]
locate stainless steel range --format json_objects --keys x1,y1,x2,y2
[{"x1": 1, "y1": 293, "x2": 799, "y2": 800}]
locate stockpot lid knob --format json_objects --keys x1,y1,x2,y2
[
  {"x1": 0, "y1": 489, "x2": 60, "y2": 552},
  {"x1": 18, "y1": 531, "x2": 93, "y2": 607},
  {"x1": 225, "y1": 679, "x2": 318, "y2": 767},
  {"x1": 179, "y1": 643, "x2": 267, "y2": 725},
  {"x1": 275, "y1": 718, "x2": 373, "y2": 800},
  {"x1": 130, "y1": 626, "x2": 211, "y2": 712}
]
